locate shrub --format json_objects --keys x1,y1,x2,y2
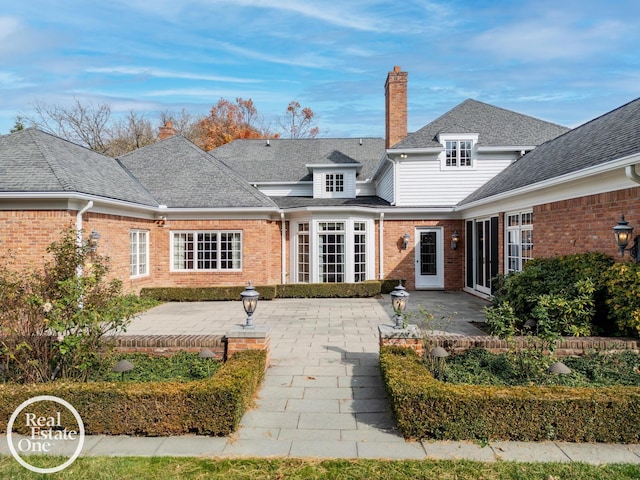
[
  {"x1": 0, "y1": 349, "x2": 266, "y2": 437},
  {"x1": 605, "y1": 262, "x2": 640, "y2": 337},
  {"x1": 488, "y1": 252, "x2": 614, "y2": 338},
  {"x1": 0, "y1": 228, "x2": 143, "y2": 383},
  {"x1": 380, "y1": 346, "x2": 640, "y2": 443}
]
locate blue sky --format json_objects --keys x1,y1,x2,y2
[{"x1": 2, "y1": 0, "x2": 640, "y2": 139}]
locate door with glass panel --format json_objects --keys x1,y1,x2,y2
[
  {"x1": 318, "y1": 222, "x2": 345, "y2": 283},
  {"x1": 414, "y1": 227, "x2": 444, "y2": 289}
]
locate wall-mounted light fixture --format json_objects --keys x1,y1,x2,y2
[
  {"x1": 155, "y1": 216, "x2": 167, "y2": 227},
  {"x1": 613, "y1": 215, "x2": 639, "y2": 262},
  {"x1": 399, "y1": 153, "x2": 407, "y2": 159},
  {"x1": 402, "y1": 232, "x2": 410, "y2": 250},
  {"x1": 88, "y1": 229, "x2": 101, "y2": 253},
  {"x1": 451, "y1": 230, "x2": 460, "y2": 250}
]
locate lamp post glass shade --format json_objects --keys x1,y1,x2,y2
[
  {"x1": 390, "y1": 281, "x2": 409, "y2": 328},
  {"x1": 613, "y1": 215, "x2": 634, "y2": 255},
  {"x1": 451, "y1": 230, "x2": 459, "y2": 250},
  {"x1": 240, "y1": 281, "x2": 259, "y2": 328}
]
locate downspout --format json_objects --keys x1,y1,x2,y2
[
  {"x1": 76, "y1": 201, "x2": 94, "y2": 278},
  {"x1": 626, "y1": 164, "x2": 640, "y2": 184},
  {"x1": 281, "y1": 212, "x2": 287, "y2": 284},
  {"x1": 379, "y1": 212, "x2": 384, "y2": 279}
]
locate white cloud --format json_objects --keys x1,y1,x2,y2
[{"x1": 85, "y1": 66, "x2": 260, "y2": 83}]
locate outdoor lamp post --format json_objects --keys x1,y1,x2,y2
[
  {"x1": 390, "y1": 281, "x2": 409, "y2": 329},
  {"x1": 613, "y1": 215, "x2": 639, "y2": 261},
  {"x1": 240, "y1": 281, "x2": 259, "y2": 329}
]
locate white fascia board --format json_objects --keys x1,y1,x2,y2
[
  {"x1": 305, "y1": 163, "x2": 362, "y2": 170},
  {"x1": 251, "y1": 181, "x2": 312, "y2": 186},
  {"x1": 385, "y1": 147, "x2": 443, "y2": 156},
  {"x1": 457, "y1": 152, "x2": 640, "y2": 212},
  {"x1": 476, "y1": 145, "x2": 536, "y2": 153},
  {"x1": 0, "y1": 192, "x2": 158, "y2": 216}
]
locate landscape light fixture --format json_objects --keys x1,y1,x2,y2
[
  {"x1": 548, "y1": 361, "x2": 571, "y2": 375},
  {"x1": 402, "y1": 232, "x2": 410, "y2": 250},
  {"x1": 451, "y1": 230, "x2": 460, "y2": 250},
  {"x1": 112, "y1": 359, "x2": 134, "y2": 381},
  {"x1": 198, "y1": 348, "x2": 216, "y2": 376},
  {"x1": 429, "y1": 346, "x2": 449, "y2": 380},
  {"x1": 390, "y1": 281, "x2": 410, "y2": 329},
  {"x1": 240, "y1": 281, "x2": 259, "y2": 329},
  {"x1": 88, "y1": 229, "x2": 101, "y2": 253},
  {"x1": 613, "y1": 215, "x2": 639, "y2": 262}
]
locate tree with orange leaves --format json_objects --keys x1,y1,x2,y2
[
  {"x1": 197, "y1": 97, "x2": 278, "y2": 151},
  {"x1": 280, "y1": 101, "x2": 320, "y2": 139}
]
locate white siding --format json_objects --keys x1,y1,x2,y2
[
  {"x1": 312, "y1": 169, "x2": 357, "y2": 199},
  {"x1": 257, "y1": 184, "x2": 312, "y2": 197},
  {"x1": 395, "y1": 153, "x2": 516, "y2": 206},
  {"x1": 376, "y1": 164, "x2": 394, "y2": 203}
]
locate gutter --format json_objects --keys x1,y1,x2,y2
[
  {"x1": 625, "y1": 164, "x2": 640, "y2": 184},
  {"x1": 281, "y1": 212, "x2": 287, "y2": 284},
  {"x1": 76, "y1": 200, "x2": 93, "y2": 278},
  {"x1": 379, "y1": 212, "x2": 384, "y2": 280}
]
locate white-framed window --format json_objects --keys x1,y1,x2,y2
[
  {"x1": 506, "y1": 211, "x2": 533, "y2": 273},
  {"x1": 445, "y1": 140, "x2": 472, "y2": 167},
  {"x1": 130, "y1": 229, "x2": 149, "y2": 278},
  {"x1": 297, "y1": 223, "x2": 310, "y2": 283},
  {"x1": 325, "y1": 173, "x2": 344, "y2": 193},
  {"x1": 353, "y1": 222, "x2": 367, "y2": 282},
  {"x1": 293, "y1": 218, "x2": 373, "y2": 283},
  {"x1": 171, "y1": 231, "x2": 241, "y2": 271}
]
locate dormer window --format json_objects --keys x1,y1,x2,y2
[
  {"x1": 326, "y1": 173, "x2": 344, "y2": 193},
  {"x1": 445, "y1": 140, "x2": 472, "y2": 167}
]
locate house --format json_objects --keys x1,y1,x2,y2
[{"x1": 1, "y1": 66, "x2": 638, "y2": 299}]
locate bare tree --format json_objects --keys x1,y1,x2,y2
[
  {"x1": 105, "y1": 111, "x2": 155, "y2": 157},
  {"x1": 279, "y1": 101, "x2": 320, "y2": 139},
  {"x1": 159, "y1": 108, "x2": 203, "y2": 144},
  {"x1": 26, "y1": 98, "x2": 112, "y2": 153}
]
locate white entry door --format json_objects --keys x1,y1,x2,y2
[{"x1": 414, "y1": 227, "x2": 444, "y2": 289}]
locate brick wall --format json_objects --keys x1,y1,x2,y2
[
  {"x1": 533, "y1": 186, "x2": 640, "y2": 259},
  {"x1": 381, "y1": 219, "x2": 464, "y2": 290},
  {"x1": 1, "y1": 210, "x2": 283, "y2": 294},
  {"x1": 0, "y1": 210, "x2": 75, "y2": 270}
]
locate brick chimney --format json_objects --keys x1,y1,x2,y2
[
  {"x1": 158, "y1": 121, "x2": 176, "y2": 140},
  {"x1": 385, "y1": 66, "x2": 408, "y2": 148}
]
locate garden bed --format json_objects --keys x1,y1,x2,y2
[
  {"x1": 0, "y1": 349, "x2": 266, "y2": 437},
  {"x1": 380, "y1": 346, "x2": 640, "y2": 443}
]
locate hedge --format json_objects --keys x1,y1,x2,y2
[
  {"x1": 380, "y1": 346, "x2": 640, "y2": 443},
  {"x1": 0, "y1": 349, "x2": 266, "y2": 437},
  {"x1": 140, "y1": 280, "x2": 402, "y2": 302}
]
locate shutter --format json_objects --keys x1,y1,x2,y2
[
  {"x1": 490, "y1": 216, "x2": 499, "y2": 293},
  {"x1": 466, "y1": 220, "x2": 474, "y2": 288}
]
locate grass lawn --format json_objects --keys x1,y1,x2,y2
[{"x1": 1, "y1": 456, "x2": 640, "y2": 479}]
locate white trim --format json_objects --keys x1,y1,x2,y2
[
  {"x1": 129, "y1": 229, "x2": 150, "y2": 279},
  {"x1": 169, "y1": 230, "x2": 243, "y2": 272}
]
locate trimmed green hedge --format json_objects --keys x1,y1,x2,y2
[
  {"x1": 380, "y1": 346, "x2": 640, "y2": 443},
  {"x1": 0, "y1": 349, "x2": 266, "y2": 437},
  {"x1": 141, "y1": 280, "x2": 402, "y2": 302}
]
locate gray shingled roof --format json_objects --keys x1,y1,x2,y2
[
  {"x1": 273, "y1": 196, "x2": 390, "y2": 209},
  {"x1": 392, "y1": 99, "x2": 569, "y2": 149},
  {"x1": 118, "y1": 135, "x2": 277, "y2": 209},
  {"x1": 212, "y1": 137, "x2": 385, "y2": 183},
  {"x1": 0, "y1": 128, "x2": 158, "y2": 205},
  {"x1": 460, "y1": 97, "x2": 640, "y2": 206}
]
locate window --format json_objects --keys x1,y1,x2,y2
[
  {"x1": 445, "y1": 140, "x2": 472, "y2": 167},
  {"x1": 297, "y1": 223, "x2": 310, "y2": 283},
  {"x1": 325, "y1": 173, "x2": 344, "y2": 192},
  {"x1": 172, "y1": 231, "x2": 241, "y2": 271},
  {"x1": 130, "y1": 230, "x2": 148, "y2": 277},
  {"x1": 318, "y1": 222, "x2": 345, "y2": 283},
  {"x1": 353, "y1": 222, "x2": 366, "y2": 282},
  {"x1": 506, "y1": 211, "x2": 533, "y2": 273}
]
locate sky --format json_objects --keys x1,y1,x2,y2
[{"x1": 1, "y1": 0, "x2": 640, "y2": 139}]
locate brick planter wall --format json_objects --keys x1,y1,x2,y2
[{"x1": 114, "y1": 335, "x2": 226, "y2": 359}]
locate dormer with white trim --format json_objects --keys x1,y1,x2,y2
[{"x1": 308, "y1": 163, "x2": 361, "y2": 199}]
